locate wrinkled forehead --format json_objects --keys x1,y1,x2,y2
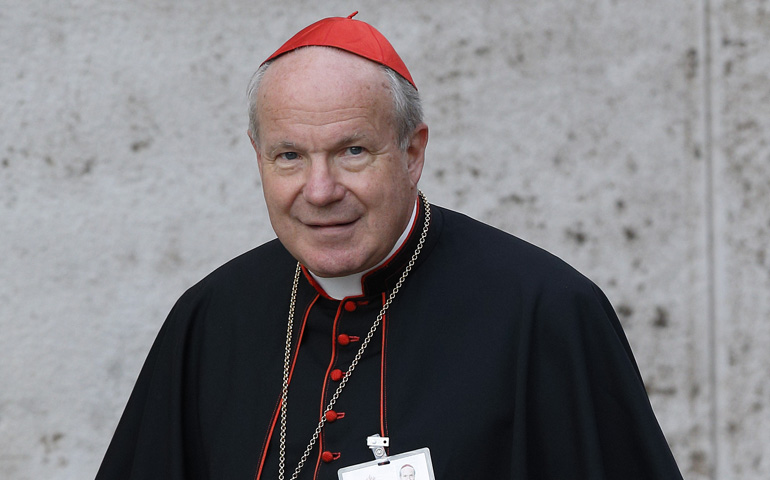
[
  {"x1": 258, "y1": 47, "x2": 392, "y2": 111},
  {"x1": 265, "y1": 46, "x2": 386, "y2": 82},
  {"x1": 253, "y1": 48, "x2": 399, "y2": 150}
]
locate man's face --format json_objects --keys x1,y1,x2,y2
[
  {"x1": 400, "y1": 466, "x2": 415, "y2": 480},
  {"x1": 251, "y1": 47, "x2": 427, "y2": 277}
]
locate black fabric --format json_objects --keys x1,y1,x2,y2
[{"x1": 96, "y1": 205, "x2": 683, "y2": 479}]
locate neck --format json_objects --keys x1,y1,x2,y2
[{"x1": 308, "y1": 200, "x2": 418, "y2": 300}]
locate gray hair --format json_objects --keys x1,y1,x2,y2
[{"x1": 247, "y1": 53, "x2": 423, "y2": 151}]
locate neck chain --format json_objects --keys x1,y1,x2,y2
[{"x1": 278, "y1": 192, "x2": 431, "y2": 480}]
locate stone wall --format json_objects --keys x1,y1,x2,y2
[{"x1": 1, "y1": 0, "x2": 767, "y2": 478}]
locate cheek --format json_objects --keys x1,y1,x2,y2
[
  {"x1": 261, "y1": 175, "x2": 296, "y2": 212},
  {"x1": 360, "y1": 161, "x2": 412, "y2": 198}
]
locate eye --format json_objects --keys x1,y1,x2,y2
[
  {"x1": 346, "y1": 146, "x2": 364, "y2": 155},
  {"x1": 278, "y1": 151, "x2": 299, "y2": 161}
]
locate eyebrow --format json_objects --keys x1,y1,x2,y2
[
  {"x1": 335, "y1": 133, "x2": 367, "y2": 147},
  {"x1": 266, "y1": 141, "x2": 297, "y2": 158},
  {"x1": 266, "y1": 133, "x2": 370, "y2": 157}
]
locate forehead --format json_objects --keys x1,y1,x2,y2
[
  {"x1": 256, "y1": 48, "x2": 396, "y2": 147},
  {"x1": 264, "y1": 46, "x2": 387, "y2": 85},
  {"x1": 258, "y1": 48, "x2": 392, "y2": 117}
]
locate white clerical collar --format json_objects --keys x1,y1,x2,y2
[{"x1": 308, "y1": 199, "x2": 419, "y2": 300}]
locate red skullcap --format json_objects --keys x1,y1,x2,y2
[{"x1": 262, "y1": 11, "x2": 416, "y2": 89}]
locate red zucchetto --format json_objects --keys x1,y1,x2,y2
[{"x1": 262, "y1": 11, "x2": 416, "y2": 89}]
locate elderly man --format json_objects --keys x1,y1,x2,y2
[
  {"x1": 97, "y1": 13, "x2": 682, "y2": 480},
  {"x1": 399, "y1": 464, "x2": 416, "y2": 480}
]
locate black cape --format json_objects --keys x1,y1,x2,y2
[{"x1": 96, "y1": 204, "x2": 682, "y2": 479}]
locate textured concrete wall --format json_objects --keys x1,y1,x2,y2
[
  {"x1": 1, "y1": 1, "x2": 767, "y2": 479},
  {"x1": 710, "y1": 1, "x2": 770, "y2": 477}
]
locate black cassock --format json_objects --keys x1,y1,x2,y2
[{"x1": 97, "y1": 203, "x2": 683, "y2": 479}]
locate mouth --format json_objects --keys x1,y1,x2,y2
[{"x1": 304, "y1": 218, "x2": 358, "y2": 231}]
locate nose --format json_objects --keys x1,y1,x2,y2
[{"x1": 302, "y1": 158, "x2": 344, "y2": 206}]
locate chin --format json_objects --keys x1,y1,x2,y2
[
  {"x1": 301, "y1": 252, "x2": 371, "y2": 278},
  {"x1": 306, "y1": 262, "x2": 362, "y2": 278}
]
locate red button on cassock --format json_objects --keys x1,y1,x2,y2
[
  {"x1": 325, "y1": 410, "x2": 338, "y2": 422},
  {"x1": 330, "y1": 369, "x2": 344, "y2": 381},
  {"x1": 337, "y1": 334, "x2": 350, "y2": 346},
  {"x1": 321, "y1": 451, "x2": 335, "y2": 463},
  {"x1": 344, "y1": 301, "x2": 356, "y2": 312}
]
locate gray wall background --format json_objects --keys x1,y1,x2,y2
[{"x1": 1, "y1": 0, "x2": 768, "y2": 478}]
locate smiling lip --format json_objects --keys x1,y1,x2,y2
[{"x1": 304, "y1": 219, "x2": 358, "y2": 229}]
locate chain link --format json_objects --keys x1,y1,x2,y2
[
  {"x1": 278, "y1": 262, "x2": 302, "y2": 480},
  {"x1": 278, "y1": 192, "x2": 431, "y2": 480}
]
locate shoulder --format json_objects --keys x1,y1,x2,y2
[
  {"x1": 145, "y1": 238, "x2": 297, "y2": 352},
  {"x1": 432, "y1": 205, "x2": 593, "y2": 293},
  {"x1": 434, "y1": 208, "x2": 627, "y2": 347},
  {"x1": 175, "y1": 238, "x2": 296, "y2": 310}
]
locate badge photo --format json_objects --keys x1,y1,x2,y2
[{"x1": 337, "y1": 447, "x2": 435, "y2": 480}]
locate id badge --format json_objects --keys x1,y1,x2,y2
[{"x1": 337, "y1": 447, "x2": 435, "y2": 480}]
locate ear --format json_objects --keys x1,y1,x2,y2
[
  {"x1": 247, "y1": 130, "x2": 264, "y2": 173},
  {"x1": 247, "y1": 130, "x2": 259, "y2": 152},
  {"x1": 405, "y1": 123, "x2": 429, "y2": 186}
]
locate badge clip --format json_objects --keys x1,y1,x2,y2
[{"x1": 366, "y1": 434, "x2": 389, "y2": 462}]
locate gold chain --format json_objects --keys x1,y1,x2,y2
[{"x1": 278, "y1": 192, "x2": 431, "y2": 480}]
